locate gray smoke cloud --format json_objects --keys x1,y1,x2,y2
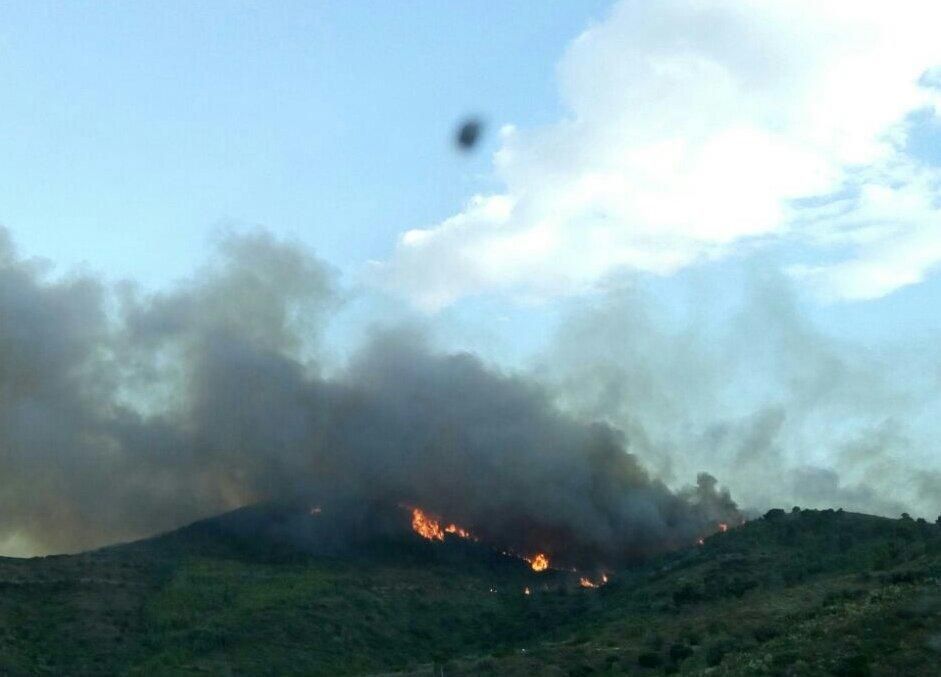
[
  {"x1": 0, "y1": 229, "x2": 337, "y2": 554},
  {"x1": 0, "y1": 227, "x2": 738, "y2": 562},
  {"x1": 537, "y1": 269, "x2": 941, "y2": 521}
]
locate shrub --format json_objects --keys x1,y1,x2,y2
[
  {"x1": 680, "y1": 628, "x2": 701, "y2": 646},
  {"x1": 831, "y1": 653, "x2": 871, "y2": 677},
  {"x1": 637, "y1": 651, "x2": 662, "y2": 668},
  {"x1": 668, "y1": 642, "x2": 693, "y2": 661},
  {"x1": 644, "y1": 632, "x2": 664, "y2": 650},
  {"x1": 838, "y1": 532, "x2": 854, "y2": 553},
  {"x1": 705, "y1": 641, "x2": 729, "y2": 667},
  {"x1": 753, "y1": 625, "x2": 780, "y2": 642},
  {"x1": 672, "y1": 583, "x2": 702, "y2": 605}
]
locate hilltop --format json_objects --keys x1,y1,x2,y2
[{"x1": 1, "y1": 506, "x2": 939, "y2": 675}]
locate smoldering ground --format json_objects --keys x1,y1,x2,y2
[{"x1": 0, "y1": 227, "x2": 738, "y2": 562}]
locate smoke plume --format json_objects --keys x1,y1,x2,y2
[
  {"x1": 537, "y1": 268, "x2": 941, "y2": 521},
  {"x1": 0, "y1": 227, "x2": 737, "y2": 562}
]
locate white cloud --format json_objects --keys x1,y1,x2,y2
[
  {"x1": 791, "y1": 170, "x2": 941, "y2": 300},
  {"x1": 376, "y1": 0, "x2": 941, "y2": 310}
]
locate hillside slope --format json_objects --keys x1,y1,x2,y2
[{"x1": 1, "y1": 507, "x2": 939, "y2": 675}]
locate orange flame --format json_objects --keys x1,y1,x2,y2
[
  {"x1": 444, "y1": 523, "x2": 472, "y2": 539},
  {"x1": 529, "y1": 553, "x2": 549, "y2": 572},
  {"x1": 408, "y1": 506, "x2": 549, "y2": 572},
  {"x1": 578, "y1": 572, "x2": 609, "y2": 588},
  {"x1": 409, "y1": 507, "x2": 476, "y2": 542},
  {"x1": 523, "y1": 587, "x2": 531, "y2": 596},
  {"x1": 411, "y1": 507, "x2": 445, "y2": 541},
  {"x1": 718, "y1": 522, "x2": 729, "y2": 532}
]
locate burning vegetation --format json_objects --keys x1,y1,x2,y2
[
  {"x1": 408, "y1": 507, "x2": 477, "y2": 543},
  {"x1": 695, "y1": 520, "x2": 741, "y2": 547},
  {"x1": 404, "y1": 505, "x2": 610, "y2": 584},
  {"x1": 406, "y1": 506, "x2": 555, "y2": 572},
  {"x1": 528, "y1": 553, "x2": 550, "y2": 572},
  {"x1": 409, "y1": 507, "x2": 447, "y2": 541}
]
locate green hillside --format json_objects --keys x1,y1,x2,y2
[{"x1": 1, "y1": 507, "x2": 939, "y2": 675}]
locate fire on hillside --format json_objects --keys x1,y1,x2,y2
[
  {"x1": 407, "y1": 505, "x2": 553, "y2": 573},
  {"x1": 404, "y1": 505, "x2": 604, "y2": 584}
]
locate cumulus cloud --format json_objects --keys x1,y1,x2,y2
[{"x1": 376, "y1": 0, "x2": 941, "y2": 309}]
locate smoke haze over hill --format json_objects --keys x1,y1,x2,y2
[
  {"x1": 0, "y1": 227, "x2": 740, "y2": 561},
  {"x1": 3, "y1": 226, "x2": 939, "y2": 560}
]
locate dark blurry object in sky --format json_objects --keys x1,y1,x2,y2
[{"x1": 456, "y1": 118, "x2": 483, "y2": 151}]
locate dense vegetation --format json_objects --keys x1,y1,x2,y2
[{"x1": 1, "y1": 507, "x2": 940, "y2": 675}]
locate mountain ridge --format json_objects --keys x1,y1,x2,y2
[{"x1": 1, "y1": 505, "x2": 939, "y2": 675}]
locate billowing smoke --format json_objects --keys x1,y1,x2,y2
[
  {"x1": 0, "y1": 227, "x2": 737, "y2": 562},
  {"x1": 537, "y1": 269, "x2": 941, "y2": 522}
]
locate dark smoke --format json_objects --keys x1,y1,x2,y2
[{"x1": 0, "y1": 227, "x2": 737, "y2": 561}]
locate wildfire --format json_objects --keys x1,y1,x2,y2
[
  {"x1": 407, "y1": 506, "x2": 553, "y2": 573},
  {"x1": 411, "y1": 507, "x2": 445, "y2": 541},
  {"x1": 409, "y1": 506, "x2": 477, "y2": 543},
  {"x1": 578, "y1": 572, "x2": 609, "y2": 588},
  {"x1": 444, "y1": 523, "x2": 472, "y2": 539},
  {"x1": 528, "y1": 553, "x2": 550, "y2": 572},
  {"x1": 695, "y1": 521, "x2": 732, "y2": 546}
]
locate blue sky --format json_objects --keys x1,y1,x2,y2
[
  {"x1": 5, "y1": 0, "x2": 941, "y2": 370},
  {"x1": 0, "y1": 1, "x2": 608, "y2": 288},
  {"x1": 3, "y1": 0, "x2": 941, "y2": 361}
]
